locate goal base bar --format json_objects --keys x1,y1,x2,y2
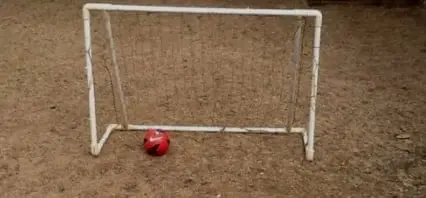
[{"x1": 91, "y1": 124, "x2": 314, "y2": 161}]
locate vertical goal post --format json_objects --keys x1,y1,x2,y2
[{"x1": 82, "y1": 3, "x2": 322, "y2": 161}]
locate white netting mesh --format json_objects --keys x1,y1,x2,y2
[{"x1": 89, "y1": 10, "x2": 313, "y2": 130}]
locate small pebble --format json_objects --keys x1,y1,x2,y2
[{"x1": 396, "y1": 134, "x2": 410, "y2": 139}]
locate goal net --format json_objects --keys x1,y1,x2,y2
[{"x1": 82, "y1": 3, "x2": 322, "y2": 161}]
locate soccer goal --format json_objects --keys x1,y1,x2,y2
[{"x1": 82, "y1": 3, "x2": 322, "y2": 161}]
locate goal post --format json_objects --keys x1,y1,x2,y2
[{"x1": 82, "y1": 3, "x2": 322, "y2": 161}]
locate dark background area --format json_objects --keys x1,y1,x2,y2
[{"x1": 307, "y1": 0, "x2": 423, "y2": 7}]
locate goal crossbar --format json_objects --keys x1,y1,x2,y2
[{"x1": 82, "y1": 3, "x2": 322, "y2": 161}]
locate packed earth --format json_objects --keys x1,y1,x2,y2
[{"x1": 1, "y1": 0, "x2": 425, "y2": 197}]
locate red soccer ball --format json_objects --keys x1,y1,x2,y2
[{"x1": 143, "y1": 128, "x2": 170, "y2": 156}]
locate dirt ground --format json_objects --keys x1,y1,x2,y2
[{"x1": 1, "y1": 0, "x2": 426, "y2": 197}]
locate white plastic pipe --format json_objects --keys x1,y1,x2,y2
[
  {"x1": 82, "y1": 3, "x2": 322, "y2": 160},
  {"x1": 92, "y1": 124, "x2": 307, "y2": 156},
  {"x1": 83, "y1": 3, "x2": 322, "y2": 17},
  {"x1": 83, "y1": 9, "x2": 98, "y2": 154},
  {"x1": 308, "y1": 12, "x2": 322, "y2": 161}
]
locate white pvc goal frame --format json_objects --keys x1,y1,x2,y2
[{"x1": 82, "y1": 3, "x2": 322, "y2": 161}]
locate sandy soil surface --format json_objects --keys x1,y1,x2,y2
[{"x1": 0, "y1": 0, "x2": 425, "y2": 197}]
